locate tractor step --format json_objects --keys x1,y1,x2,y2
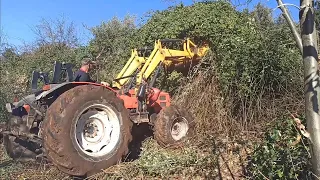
[{"x1": 130, "y1": 112, "x2": 149, "y2": 124}]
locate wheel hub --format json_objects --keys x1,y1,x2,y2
[
  {"x1": 84, "y1": 121, "x2": 98, "y2": 138},
  {"x1": 171, "y1": 117, "x2": 189, "y2": 141},
  {"x1": 74, "y1": 104, "x2": 121, "y2": 158}
]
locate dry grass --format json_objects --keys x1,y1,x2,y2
[
  {"x1": 170, "y1": 54, "x2": 305, "y2": 179},
  {"x1": 86, "y1": 138, "x2": 218, "y2": 180},
  {"x1": 0, "y1": 145, "x2": 70, "y2": 180}
]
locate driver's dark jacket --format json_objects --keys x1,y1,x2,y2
[{"x1": 73, "y1": 69, "x2": 96, "y2": 83}]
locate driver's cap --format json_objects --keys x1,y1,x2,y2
[{"x1": 81, "y1": 58, "x2": 97, "y2": 67}]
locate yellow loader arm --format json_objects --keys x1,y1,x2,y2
[
  {"x1": 135, "y1": 38, "x2": 209, "y2": 89},
  {"x1": 112, "y1": 38, "x2": 209, "y2": 92},
  {"x1": 112, "y1": 48, "x2": 150, "y2": 89}
]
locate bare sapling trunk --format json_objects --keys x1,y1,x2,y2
[
  {"x1": 299, "y1": 0, "x2": 320, "y2": 178},
  {"x1": 276, "y1": 0, "x2": 320, "y2": 177}
]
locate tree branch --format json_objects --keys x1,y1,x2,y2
[
  {"x1": 276, "y1": 0, "x2": 303, "y2": 54},
  {"x1": 273, "y1": 3, "x2": 300, "y2": 11},
  {"x1": 95, "y1": 47, "x2": 105, "y2": 60}
]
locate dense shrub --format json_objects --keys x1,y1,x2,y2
[
  {"x1": 0, "y1": 92, "x2": 9, "y2": 122},
  {"x1": 246, "y1": 115, "x2": 312, "y2": 179},
  {"x1": 88, "y1": 15, "x2": 138, "y2": 82},
  {"x1": 135, "y1": 1, "x2": 302, "y2": 100}
]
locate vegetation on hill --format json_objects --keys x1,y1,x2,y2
[{"x1": 0, "y1": 0, "x2": 317, "y2": 179}]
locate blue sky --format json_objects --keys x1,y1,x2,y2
[{"x1": 1, "y1": 0, "x2": 300, "y2": 47}]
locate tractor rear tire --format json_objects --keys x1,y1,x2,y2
[
  {"x1": 153, "y1": 105, "x2": 195, "y2": 148},
  {"x1": 41, "y1": 85, "x2": 133, "y2": 177},
  {"x1": 3, "y1": 116, "x2": 41, "y2": 162}
]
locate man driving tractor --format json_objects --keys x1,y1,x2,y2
[
  {"x1": 74, "y1": 57, "x2": 109, "y2": 86},
  {"x1": 73, "y1": 58, "x2": 97, "y2": 83}
]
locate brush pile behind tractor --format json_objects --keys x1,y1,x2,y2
[{"x1": 0, "y1": 38, "x2": 209, "y2": 177}]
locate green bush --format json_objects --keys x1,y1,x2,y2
[
  {"x1": 88, "y1": 15, "x2": 138, "y2": 82},
  {"x1": 0, "y1": 92, "x2": 9, "y2": 122},
  {"x1": 131, "y1": 1, "x2": 302, "y2": 100},
  {"x1": 246, "y1": 115, "x2": 312, "y2": 179}
]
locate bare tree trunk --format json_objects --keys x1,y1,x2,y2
[
  {"x1": 299, "y1": 0, "x2": 320, "y2": 178},
  {"x1": 276, "y1": 0, "x2": 303, "y2": 54}
]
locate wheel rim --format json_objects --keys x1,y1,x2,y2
[
  {"x1": 74, "y1": 104, "x2": 121, "y2": 158},
  {"x1": 170, "y1": 117, "x2": 189, "y2": 141}
]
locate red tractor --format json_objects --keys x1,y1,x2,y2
[{"x1": 1, "y1": 38, "x2": 208, "y2": 177}]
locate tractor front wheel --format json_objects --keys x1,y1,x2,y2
[
  {"x1": 153, "y1": 105, "x2": 195, "y2": 148},
  {"x1": 41, "y1": 85, "x2": 133, "y2": 177}
]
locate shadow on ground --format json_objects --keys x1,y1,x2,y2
[
  {"x1": 0, "y1": 159, "x2": 14, "y2": 168},
  {"x1": 125, "y1": 123, "x2": 154, "y2": 161},
  {"x1": 211, "y1": 138, "x2": 252, "y2": 180}
]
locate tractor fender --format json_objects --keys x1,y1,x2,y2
[{"x1": 35, "y1": 82, "x2": 117, "y2": 101}]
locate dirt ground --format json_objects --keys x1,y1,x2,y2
[{"x1": 0, "y1": 134, "x2": 255, "y2": 180}]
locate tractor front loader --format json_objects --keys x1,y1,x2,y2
[{"x1": 0, "y1": 38, "x2": 209, "y2": 177}]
